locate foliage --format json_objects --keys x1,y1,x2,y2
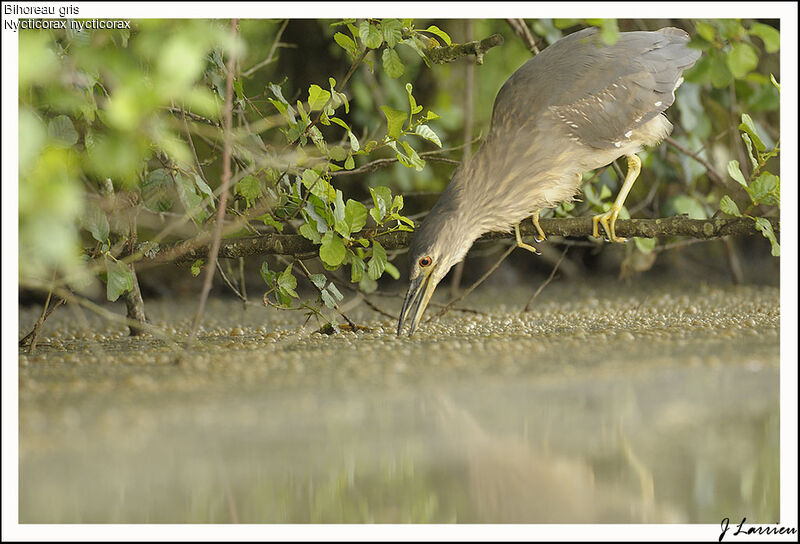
[{"x1": 719, "y1": 109, "x2": 781, "y2": 256}]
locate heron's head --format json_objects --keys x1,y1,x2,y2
[{"x1": 397, "y1": 195, "x2": 478, "y2": 336}]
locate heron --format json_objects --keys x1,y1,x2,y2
[{"x1": 398, "y1": 26, "x2": 701, "y2": 335}]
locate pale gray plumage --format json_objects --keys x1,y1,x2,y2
[{"x1": 398, "y1": 27, "x2": 700, "y2": 335}]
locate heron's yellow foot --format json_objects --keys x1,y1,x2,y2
[
  {"x1": 515, "y1": 223, "x2": 541, "y2": 255},
  {"x1": 592, "y1": 207, "x2": 627, "y2": 243},
  {"x1": 532, "y1": 211, "x2": 546, "y2": 243}
]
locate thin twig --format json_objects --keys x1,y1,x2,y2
[
  {"x1": 242, "y1": 19, "x2": 289, "y2": 77},
  {"x1": 450, "y1": 19, "x2": 476, "y2": 299},
  {"x1": 188, "y1": 19, "x2": 239, "y2": 344},
  {"x1": 430, "y1": 242, "x2": 517, "y2": 322},
  {"x1": 505, "y1": 19, "x2": 540, "y2": 54},
  {"x1": 523, "y1": 246, "x2": 569, "y2": 312},
  {"x1": 19, "y1": 281, "x2": 185, "y2": 350},
  {"x1": 329, "y1": 155, "x2": 460, "y2": 177},
  {"x1": 216, "y1": 260, "x2": 247, "y2": 302},
  {"x1": 293, "y1": 260, "x2": 359, "y2": 330},
  {"x1": 664, "y1": 135, "x2": 729, "y2": 189},
  {"x1": 19, "y1": 281, "x2": 65, "y2": 352}
]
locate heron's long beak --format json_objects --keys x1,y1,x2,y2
[{"x1": 397, "y1": 270, "x2": 438, "y2": 336}]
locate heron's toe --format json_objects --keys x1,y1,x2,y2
[{"x1": 592, "y1": 210, "x2": 627, "y2": 243}]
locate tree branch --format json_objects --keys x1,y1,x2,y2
[
  {"x1": 139, "y1": 216, "x2": 779, "y2": 264},
  {"x1": 427, "y1": 34, "x2": 504, "y2": 65}
]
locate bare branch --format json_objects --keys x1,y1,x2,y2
[
  {"x1": 187, "y1": 19, "x2": 239, "y2": 344},
  {"x1": 505, "y1": 19, "x2": 540, "y2": 55},
  {"x1": 523, "y1": 247, "x2": 568, "y2": 312}
]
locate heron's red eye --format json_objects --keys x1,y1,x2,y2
[{"x1": 419, "y1": 256, "x2": 432, "y2": 267}]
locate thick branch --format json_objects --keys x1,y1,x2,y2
[
  {"x1": 141, "y1": 216, "x2": 779, "y2": 263},
  {"x1": 427, "y1": 34, "x2": 504, "y2": 65}
]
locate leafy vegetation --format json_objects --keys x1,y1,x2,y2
[{"x1": 18, "y1": 18, "x2": 780, "y2": 329}]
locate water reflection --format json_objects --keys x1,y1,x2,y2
[{"x1": 20, "y1": 365, "x2": 778, "y2": 523}]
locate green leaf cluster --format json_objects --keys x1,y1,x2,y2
[{"x1": 720, "y1": 113, "x2": 780, "y2": 256}]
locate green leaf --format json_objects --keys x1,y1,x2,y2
[
  {"x1": 739, "y1": 114, "x2": 766, "y2": 151},
  {"x1": 328, "y1": 145, "x2": 348, "y2": 162},
  {"x1": 381, "y1": 105, "x2": 407, "y2": 140},
  {"x1": 330, "y1": 116, "x2": 350, "y2": 131},
  {"x1": 82, "y1": 202, "x2": 109, "y2": 243},
  {"x1": 367, "y1": 240, "x2": 387, "y2": 280},
  {"x1": 749, "y1": 22, "x2": 779, "y2": 53},
  {"x1": 384, "y1": 261, "x2": 400, "y2": 280},
  {"x1": 320, "y1": 231, "x2": 346, "y2": 267},
  {"x1": 400, "y1": 37, "x2": 428, "y2": 63},
  {"x1": 710, "y1": 52, "x2": 733, "y2": 88},
  {"x1": 350, "y1": 256, "x2": 365, "y2": 282},
  {"x1": 668, "y1": 195, "x2": 708, "y2": 219},
  {"x1": 405, "y1": 83, "x2": 423, "y2": 118},
  {"x1": 633, "y1": 237, "x2": 656, "y2": 253},
  {"x1": 400, "y1": 140, "x2": 425, "y2": 171},
  {"x1": 309, "y1": 273, "x2": 327, "y2": 289},
  {"x1": 307, "y1": 84, "x2": 331, "y2": 111},
  {"x1": 382, "y1": 47, "x2": 405, "y2": 78},
  {"x1": 141, "y1": 169, "x2": 173, "y2": 212},
  {"x1": 320, "y1": 290, "x2": 337, "y2": 309},
  {"x1": 299, "y1": 221, "x2": 322, "y2": 243},
  {"x1": 424, "y1": 25, "x2": 452, "y2": 46},
  {"x1": 345, "y1": 199, "x2": 368, "y2": 233},
  {"x1": 259, "y1": 260, "x2": 272, "y2": 285},
  {"x1": 47, "y1": 115, "x2": 78, "y2": 147},
  {"x1": 278, "y1": 264, "x2": 298, "y2": 298},
  {"x1": 382, "y1": 19, "x2": 403, "y2": 48},
  {"x1": 105, "y1": 256, "x2": 133, "y2": 302},
  {"x1": 747, "y1": 172, "x2": 779, "y2": 206},
  {"x1": 753, "y1": 218, "x2": 780, "y2": 256},
  {"x1": 190, "y1": 259, "x2": 204, "y2": 277},
  {"x1": 347, "y1": 130, "x2": 360, "y2": 152},
  {"x1": 328, "y1": 282, "x2": 344, "y2": 301},
  {"x1": 770, "y1": 74, "x2": 780, "y2": 91},
  {"x1": 359, "y1": 276, "x2": 378, "y2": 294},
  {"x1": 302, "y1": 169, "x2": 335, "y2": 202},
  {"x1": 359, "y1": 21, "x2": 384, "y2": 49},
  {"x1": 334, "y1": 32, "x2": 357, "y2": 57},
  {"x1": 175, "y1": 173, "x2": 207, "y2": 223},
  {"x1": 235, "y1": 175, "x2": 262, "y2": 207},
  {"x1": 370, "y1": 186, "x2": 392, "y2": 221},
  {"x1": 391, "y1": 194, "x2": 404, "y2": 213},
  {"x1": 727, "y1": 160, "x2": 749, "y2": 187},
  {"x1": 257, "y1": 213, "x2": 284, "y2": 232},
  {"x1": 344, "y1": 155, "x2": 355, "y2": 170},
  {"x1": 193, "y1": 174, "x2": 215, "y2": 209},
  {"x1": 695, "y1": 21, "x2": 716, "y2": 42},
  {"x1": 741, "y1": 133, "x2": 759, "y2": 171},
  {"x1": 727, "y1": 43, "x2": 759, "y2": 79},
  {"x1": 414, "y1": 124, "x2": 442, "y2": 147},
  {"x1": 719, "y1": 195, "x2": 741, "y2": 217}
]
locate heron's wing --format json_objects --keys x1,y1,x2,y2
[
  {"x1": 491, "y1": 27, "x2": 701, "y2": 150},
  {"x1": 549, "y1": 28, "x2": 700, "y2": 149}
]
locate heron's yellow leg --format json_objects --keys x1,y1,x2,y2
[
  {"x1": 592, "y1": 154, "x2": 642, "y2": 242},
  {"x1": 532, "y1": 210, "x2": 546, "y2": 242},
  {"x1": 515, "y1": 223, "x2": 541, "y2": 255}
]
